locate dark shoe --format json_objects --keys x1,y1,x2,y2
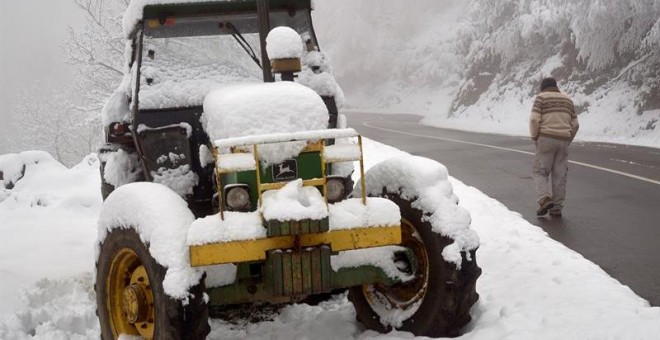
[
  {"x1": 536, "y1": 196, "x2": 554, "y2": 216},
  {"x1": 549, "y1": 209, "x2": 562, "y2": 217}
]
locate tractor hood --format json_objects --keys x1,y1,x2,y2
[{"x1": 201, "y1": 81, "x2": 328, "y2": 165}]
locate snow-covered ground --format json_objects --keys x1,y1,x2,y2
[{"x1": 1, "y1": 141, "x2": 659, "y2": 339}]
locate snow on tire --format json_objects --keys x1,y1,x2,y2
[
  {"x1": 96, "y1": 182, "x2": 209, "y2": 339},
  {"x1": 96, "y1": 228, "x2": 209, "y2": 340},
  {"x1": 349, "y1": 155, "x2": 481, "y2": 337}
]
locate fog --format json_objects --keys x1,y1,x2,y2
[{"x1": 0, "y1": 0, "x2": 84, "y2": 153}]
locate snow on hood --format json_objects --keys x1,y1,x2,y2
[{"x1": 202, "y1": 81, "x2": 328, "y2": 165}]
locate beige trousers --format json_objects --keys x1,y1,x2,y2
[{"x1": 533, "y1": 136, "x2": 570, "y2": 210}]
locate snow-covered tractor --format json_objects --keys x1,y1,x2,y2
[{"x1": 96, "y1": 1, "x2": 480, "y2": 339}]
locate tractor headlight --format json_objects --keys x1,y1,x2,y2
[
  {"x1": 224, "y1": 184, "x2": 251, "y2": 211},
  {"x1": 326, "y1": 176, "x2": 346, "y2": 203}
]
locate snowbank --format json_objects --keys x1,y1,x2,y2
[
  {"x1": 0, "y1": 152, "x2": 101, "y2": 320},
  {"x1": 2, "y1": 144, "x2": 660, "y2": 338},
  {"x1": 0, "y1": 154, "x2": 25, "y2": 190}
]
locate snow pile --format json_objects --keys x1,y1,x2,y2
[
  {"x1": 202, "y1": 82, "x2": 328, "y2": 165},
  {"x1": 139, "y1": 60, "x2": 260, "y2": 110},
  {"x1": 354, "y1": 155, "x2": 479, "y2": 268},
  {"x1": 297, "y1": 51, "x2": 345, "y2": 109},
  {"x1": 0, "y1": 151, "x2": 99, "y2": 210},
  {"x1": 213, "y1": 129, "x2": 358, "y2": 149},
  {"x1": 328, "y1": 198, "x2": 400, "y2": 230},
  {"x1": 261, "y1": 179, "x2": 328, "y2": 221},
  {"x1": 101, "y1": 74, "x2": 131, "y2": 126},
  {"x1": 101, "y1": 149, "x2": 141, "y2": 187},
  {"x1": 216, "y1": 153, "x2": 256, "y2": 172},
  {"x1": 323, "y1": 144, "x2": 361, "y2": 162},
  {"x1": 97, "y1": 182, "x2": 202, "y2": 300},
  {"x1": 266, "y1": 26, "x2": 303, "y2": 60},
  {"x1": 328, "y1": 113, "x2": 355, "y2": 177},
  {"x1": 0, "y1": 276, "x2": 99, "y2": 339},
  {"x1": 187, "y1": 212, "x2": 265, "y2": 246},
  {"x1": 199, "y1": 145, "x2": 215, "y2": 167},
  {"x1": 0, "y1": 152, "x2": 101, "y2": 319},
  {"x1": 451, "y1": 177, "x2": 660, "y2": 340},
  {"x1": 331, "y1": 246, "x2": 413, "y2": 283},
  {"x1": 151, "y1": 164, "x2": 199, "y2": 197},
  {"x1": 0, "y1": 153, "x2": 26, "y2": 190}
]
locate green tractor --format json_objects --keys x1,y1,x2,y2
[{"x1": 95, "y1": 1, "x2": 481, "y2": 339}]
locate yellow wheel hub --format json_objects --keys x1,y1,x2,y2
[{"x1": 107, "y1": 249, "x2": 155, "y2": 339}]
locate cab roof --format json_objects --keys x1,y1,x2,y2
[{"x1": 142, "y1": 0, "x2": 312, "y2": 19}]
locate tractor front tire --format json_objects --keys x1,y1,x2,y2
[
  {"x1": 348, "y1": 195, "x2": 480, "y2": 337},
  {"x1": 96, "y1": 228, "x2": 209, "y2": 340}
]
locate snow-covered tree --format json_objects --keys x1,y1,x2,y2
[
  {"x1": 453, "y1": 0, "x2": 660, "y2": 113},
  {"x1": 6, "y1": 0, "x2": 128, "y2": 166},
  {"x1": 63, "y1": 0, "x2": 128, "y2": 115},
  {"x1": 9, "y1": 85, "x2": 101, "y2": 166}
]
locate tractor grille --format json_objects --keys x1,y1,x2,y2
[
  {"x1": 266, "y1": 218, "x2": 329, "y2": 236},
  {"x1": 265, "y1": 246, "x2": 331, "y2": 296}
]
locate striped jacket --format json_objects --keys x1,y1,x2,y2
[{"x1": 529, "y1": 87, "x2": 579, "y2": 142}]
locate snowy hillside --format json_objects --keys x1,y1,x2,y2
[
  {"x1": 1, "y1": 143, "x2": 659, "y2": 339},
  {"x1": 313, "y1": 0, "x2": 660, "y2": 147}
]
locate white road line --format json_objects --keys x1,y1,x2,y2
[{"x1": 363, "y1": 121, "x2": 660, "y2": 186}]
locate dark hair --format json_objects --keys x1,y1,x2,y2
[{"x1": 540, "y1": 78, "x2": 558, "y2": 91}]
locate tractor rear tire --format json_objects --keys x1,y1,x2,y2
[
  {"x1": 348, "y1": 194, "x2": 481, "y2": 337},
  {"x1": 96, "y1": 228, "x2": 209, "y2": 340}
]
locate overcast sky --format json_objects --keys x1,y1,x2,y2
[{"x1": 0, "y1": 0, "x2": 85, "y2": 152}]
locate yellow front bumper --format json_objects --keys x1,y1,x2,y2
[{"x1": 189, "y1": 225, "x2": 402, "y2": 267}]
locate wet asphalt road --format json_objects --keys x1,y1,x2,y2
[{"x1": 347, "y1": 112, "x2": 660, "y2": 307}]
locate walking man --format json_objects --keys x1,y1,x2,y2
[{"x1": 530, "y1": 78, "x2": 579, "y2": 217}]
